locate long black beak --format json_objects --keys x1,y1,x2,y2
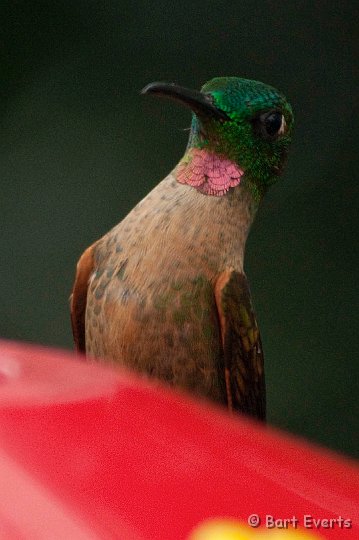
[{"x1": 141, "y1": 82, "x2": 229, "y2": 122}]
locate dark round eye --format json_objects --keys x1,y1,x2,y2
[
  {"x1": 253, "y1": 110, "x2": 285, "y2": 139},
  {"x1": 264, "y1": 111, "x2": 283, "y2": 136}
]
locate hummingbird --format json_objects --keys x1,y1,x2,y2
[{"x1": 71, "y1": 77, "x2": 293, "y2": 421}]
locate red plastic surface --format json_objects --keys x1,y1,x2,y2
[{"x1": 0, "y1": 340, "x2": 358, "y2": 539}]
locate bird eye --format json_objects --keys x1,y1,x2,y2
[
  {"x1": 253, "y1": 110, "x2": 285, "y2": 139},
  {"x1": 264, "y1": 111, "x2": 283, "y2": 135}
]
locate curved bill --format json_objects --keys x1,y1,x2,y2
[{"x1": 141, "y1": 81, "x2": 229, "y2": 122}]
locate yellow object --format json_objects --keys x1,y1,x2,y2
[
  {"x1": 189, "y1": 519, "x2": 322, "y2": 540},
  {"x1": 189, "y1": 520, "x2": 257, "y2": 540}
]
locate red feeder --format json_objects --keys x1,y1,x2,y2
[{"x1": 0, "y1": 340, "x2": 357, "y2": 539}]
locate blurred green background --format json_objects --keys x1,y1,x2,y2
[{"x1": 1, "y1": 1, "x2": 358, "y2": 457}]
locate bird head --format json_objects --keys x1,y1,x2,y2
[{"x1": 142, "y1": 77, "x2": 293, "y2": 200}]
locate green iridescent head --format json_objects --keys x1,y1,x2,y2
[{"x1": 142, "y1": 77, "x2": 294, "y2": 198}]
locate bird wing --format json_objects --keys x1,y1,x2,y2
[
  {"x1": 214, "y1": 268, "x2": 266, "y2": 421},
  {"x1": 70, "y1": 245, "x2": 96, "y2": 353}
]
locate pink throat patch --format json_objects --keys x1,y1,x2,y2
[{"x1": 176, "y1": 148, "x2": 244, "y2": 196}]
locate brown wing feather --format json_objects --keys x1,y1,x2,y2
[
  {"x1": 214, "y1": 268, "x2": 266, "y2": 421},
  {"x1": 70, "y1": 245, "x2": 95, "y2": 353}
]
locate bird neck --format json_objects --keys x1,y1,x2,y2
[{"x1": 164, "y1": 170, "x2": 260, "y2": 273}]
